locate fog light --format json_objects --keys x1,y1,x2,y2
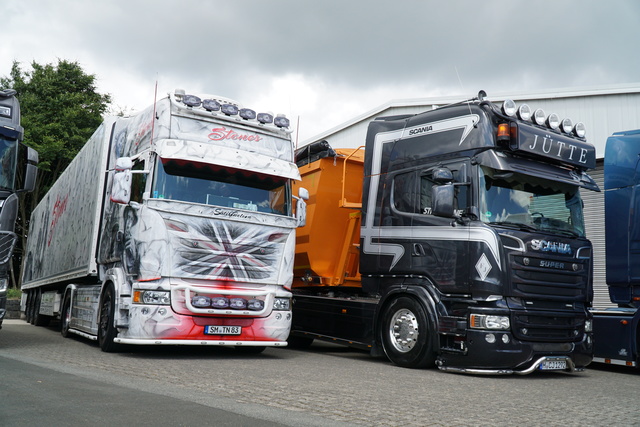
[
  {"x1": 502, "y1": 334, "x2": 510, "y2": 344},
  {"x1": 230, "y1": 298, "x2": 247, "y2": 309},
  {"x1": 158, "y1": 308, "x2": 166, "y2": 315},
  {"x1": 485, "y1": 333, "x2": 496, "y2": 344},
  {"x1": 248, "y1": 298, "x2": 265, "y2": 311},
  {"x1": 211, "y1": 297, "x2": 229, "y2": 308},
  {"x1": 275, "y1": 313, "x2": 282, "y2": 320},
  {"x1": 192, "y1": 295, "x2": 211, "y2": 308}
]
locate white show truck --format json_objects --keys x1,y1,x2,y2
[{"x1": 21, "y1": 89, "x2": 305, "y2": 352}]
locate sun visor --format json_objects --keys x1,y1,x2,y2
[
  {"x1": 156, "y1": 139, "x2": 301, "y2": 181},
  {"x1": 476, "y1": 150, "x2": 600, "y2": 192}
]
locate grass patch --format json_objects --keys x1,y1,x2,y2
[{"x1": 6, "y1": 288, "x2": 22, "y2": 300}]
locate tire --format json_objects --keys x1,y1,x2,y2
[
  {"x1": 98, "y1": 285, "x2": 120, "y2": 352},
  {"x1": 25, "y1": 290, "x2": 34, "y2": 324},
  {"x1": 286, "y1": 335, "x2": 314, "y2": 349},
  {"x1": 33, "y1": 289, "x2": 51, "y2": 327},
  {"x1": 234, "y1": 346, "x2": 267, "y2": 354},
  {"x1": 60, "y1": 293, "x2": 72, "y2": 338},
  {"x1": 380, "y1": 296, "x2": 436, "y2": 369}
]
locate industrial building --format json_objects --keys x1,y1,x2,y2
[{"x1": 299, "y1": 83, "x2": 640, "y2": 308}]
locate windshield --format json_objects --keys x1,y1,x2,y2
[
  {"x1": 479, "y1": 166, "x2": 585, "y2": 237},
  {"x1": 0, "y1": 137, "x2": 16, "y2": 190},
  {"x1": 152, "y1": 158, "x2": 291, "y2": 216}
]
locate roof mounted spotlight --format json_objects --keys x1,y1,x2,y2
[
  {"x1": 239, "y1": 108, "x2": 256, "y2": 120},
  {"x1": 221, "y1": 104, "x2": 239, "y2": 116},
  {"x1": 573, "y1": 122, "x2": 586, "y2": 138},
  {"x1": 257, "y1": 112, "x2": 274, "y2": 124},
  {"x1": 546, "y1": 113, "x2": 560, "y2": 130},
  {"x1": 182, "y1": 94, "x2": 201, "y2": 107},
  {"x1": 533, "y1": 108, "x2": 546, "y2": 126},
  {"x1": 274, "y1": 114, "x2": 290, "y2": 128},
  {"x1": 502, "y1": 99, "x2": 517, "y2": 117},
  {"x1": 560, "y1": 118, "x2": 573, "y2": 134},
  {"x1": 202, "y1": 99, "x2": 221, "y2": 112},
  {"x1": 517, "y1": 104, "x2": 532, "y2": 121}
]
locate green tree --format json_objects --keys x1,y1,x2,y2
[{"x1": 0, "y1": 59, "x2": 111, "y2": 287}]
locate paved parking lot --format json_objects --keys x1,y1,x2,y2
[{"x1": 1, "y1": 319, "x2": 639, "y2": 426}]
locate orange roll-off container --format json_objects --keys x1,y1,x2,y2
[{"x1": 292, "y1": 148, "x2": 364, "y2": 288}]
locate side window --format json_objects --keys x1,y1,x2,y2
[
  {"x1": 392, "y1": 172, "x2": 419, "y2": 214},
  {"x1": 130, "y1": 160, "x2": 147, "y2": 203}
]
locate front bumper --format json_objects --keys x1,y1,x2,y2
[{"x1": 436, "y1": 329, "x2": 592, "y2": 375}]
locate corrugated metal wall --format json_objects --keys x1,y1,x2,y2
[{"x1": 581, "y1": 162, "x2": 613, "y2": 308}]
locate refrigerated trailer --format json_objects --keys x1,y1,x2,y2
[
  {"x1": 290, "y1": 91, "x2": 598, "y2": 374},
  {"x1": 21, "y1": 89, "x2": 305, "y2": 352}
]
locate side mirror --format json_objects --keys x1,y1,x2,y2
[
  {"x1": 294, "y1": 187, "x2": 309, "y2": 227},
  {"x1": 110, "y1": 157, "x2": 133, "y2": 204},
  {"x1": 432, "y1": 167, "x2": 453, "y2": 184},
  {"x1": 432, "y1": 184, "x2": 456, "y2": 218}
]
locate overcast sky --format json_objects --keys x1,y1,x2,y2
[{"x1": 3, "y1": 0, "x2": 639, "y2": 145}]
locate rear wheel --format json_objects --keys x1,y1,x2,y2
[
  {"x1": 33, "y1": 289, "x2": 51, "y2": 327},
  {"x1": 98, "y1": 285, "x2": 119, "y2": 352},
  {"x1": 380, "y1": 296, "x2": 436, "y2": 369}
]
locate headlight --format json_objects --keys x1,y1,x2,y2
[
  {"x1": 470, "y1": 314, "x2": 510, "y2": 330},
  {"x1": 0, "y1": 278, "x2": 7, "y2": 292},
  {"x1": 273, "y1": 297, "x2": 290, "y2": 311},
  {"x1": 140, "y1": 290, "x2": 170, "y2": 305},
  {"x1": 584, "y1": 319, "x2": 593, "y2": 333}
]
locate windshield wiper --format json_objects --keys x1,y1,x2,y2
[{"x1": 489, "y1": 221, "x2": 538, "y2": 232}]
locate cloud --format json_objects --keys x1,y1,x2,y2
[{"x1": 2, "y1": 0, "x2": 639, "y2": 142}]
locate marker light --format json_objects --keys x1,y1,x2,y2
[
  {"x1": 202, "y1": 99, "x2": 221, "y2": 111},
  {"x1": 497, "y1": 123, "x2": 510, "y2": 142},
  {"x1": 221, "y1": 104, "x2": 239, "y2": 116},
  {"x1": 274, "y1": 114, "x2": 290, "y2": 128},
  {"x1": 533, "y1": 108, "x2": 546, "y2": 126},
  {"x1": 239, "y1": 108, "x2": 256, "y2": 120},
  {"x1": 546, "y1": 113, "x2": 560, "y2": 130},
  {"x1": 573, "y1": 122, "x2": 586, "y2": 138},
  {"x1": 502, "y1": 99, "x2": 517, "y2": 117},
  {"x1": 257, "y1": 112, "x2": 273, "y2": 124},
  {"x1": 517, "y1": 104, "x2": 532, "y2": 121},
  {"x1": 561, "y1": 118, "x2": 573, "y2": 134},
  {"x1": 183, "y1": 94, "x2": 202, "y2": 107}
]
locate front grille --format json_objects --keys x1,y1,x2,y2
[
  {"x1": 510, "y1": 254, "x2": 589, "y2": 300},
  {"x1": 512, "y1": 310, "x2": 585, "y2": 342}
]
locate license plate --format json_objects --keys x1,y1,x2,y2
[
  {"x1": 204, "y1": 325, "x2": 242, "y2": 335},
  {"x1": 539, "y1": 360, "x2": 567, "y2": 371}
]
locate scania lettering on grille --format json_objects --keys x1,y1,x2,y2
[{"x1": 530, "y1": 239, "x2": 572, "y2": 255}]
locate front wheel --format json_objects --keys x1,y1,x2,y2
[
  {"x1": 98, "y1": 285, "x2": 120, "y2": 352},
  {"x1": 380, "y1": 296, "x2": 436, "y2": 369},
  {"x1": 234, "y1": 346, "x2": 267, "y2": 354}
]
